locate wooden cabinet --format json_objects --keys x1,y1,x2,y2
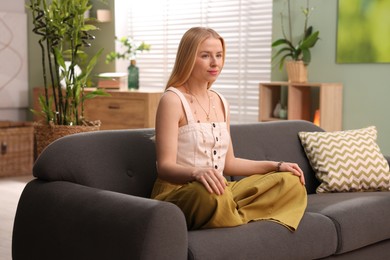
[
  {"x1": 259, "y1": 82, "x2": 343, "y2": 131},
  {"x1": 33, "y1": 88, "x2": 163, "y2": 130}
]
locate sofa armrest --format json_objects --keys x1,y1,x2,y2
[{"x1": 13, "y1": 180, "x2": 188, "y2": 260}]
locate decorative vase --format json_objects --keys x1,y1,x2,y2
[
  {"x1": 96, "y1": 9, "x2": 111, "y2": 23},
  {"x1": 285, "y1": 60, "x2": 308, "y2": 83},
  {"x1": 128, "y1": 60, "x2": 139, "y2": 90},
  {"x1": 273, "y1": 101, "x2": 281, "y2": 118},
  {"x1": 33, "y1": 120, "x2": 101, "y2": 159}
]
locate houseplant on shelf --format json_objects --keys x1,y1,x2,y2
[
  {"x1": 105, "y1": 36, "x2": 151, "y2": 90},
  {"x1": 28, "y1": 0, "x2": 109, "y2": 156},
  {"x1": 272, "y1": 0, "x2": 320, "y2": 83}
]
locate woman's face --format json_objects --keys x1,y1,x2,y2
[{"x1": 190, "y1": 37, "x2": 223, "y2": 84}]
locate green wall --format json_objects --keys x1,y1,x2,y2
[
  {"x1": 272, "y1": 0, "x2": 390, "y2": 155},
  {"x1": 27, "y1": 0, "x2": 389, "y2": 154}
]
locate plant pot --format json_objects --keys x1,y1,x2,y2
[
  {"x1": 33, "y1": 120, "x2": 101, "y2": 159},
  {"x1": 285, "y1": 61, "x2": 308, "y2": 83},
  {"x1": 96, "y1": 9, "x2": 111, "y2": 23}
]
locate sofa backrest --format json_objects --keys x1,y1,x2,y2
[
  {"x1": 33, "y1": 120, "x2": 324, "y2": 197},
  {"x1": 33, "y1": 128, "x2": 158, "y2": 197},
  {"x1": 230, "y1": 120, "x2": 323, "y2": 193}
]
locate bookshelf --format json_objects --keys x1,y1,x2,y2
[{"x1": 259, "y1": 82, "x2": 343, "y2": 131}]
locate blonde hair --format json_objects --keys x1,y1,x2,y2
[{"x1": 165, "y1": 27, "x2": 225, "y2": 90}]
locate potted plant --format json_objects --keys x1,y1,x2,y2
[
  {"x1": 272, "y1": 0, "x2": 320, "y2": 82},
  {"x1": 105, "y1": 36, "x2": 151, "y2": 89},
  {"x1": 28, "y1": 0, "x2": 109, "y2": 156},
  {"x1": 92, "y1": 0, "x2": 111, "y2": 23}
]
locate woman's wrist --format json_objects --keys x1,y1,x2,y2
[
  {"x1": 276, "y1": 161, "x2": 283, "y2": 172},
  {"x1": 190, "y1": 168, "x2": 199, "y2": 182}
]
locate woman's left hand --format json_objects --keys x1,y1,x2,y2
[{"x1": 279, "y1": 162, "x2": 305, "y2": 185}]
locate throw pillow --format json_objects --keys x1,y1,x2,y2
[{"x1": 298, "y1": 126, "x2": 390, "y2": 193}]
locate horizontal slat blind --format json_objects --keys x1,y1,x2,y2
[{"x1": 115, "y1": 0, "x2": 272, "y2": 123}]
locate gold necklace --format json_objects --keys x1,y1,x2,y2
[{"x1": 185, "y1": 87, "x2": 211, "y2": 121}]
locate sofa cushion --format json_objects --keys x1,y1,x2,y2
[
  {"x1": 307, "y1": 192, "x2": 390, "y2": 254},
  {"x1": 298, "y1": 126, "x2": 390, "y2": 193},
  {"x1": 188, "y1": 212, "x2": 337, "y2": 260}
]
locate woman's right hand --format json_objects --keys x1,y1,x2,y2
[{"x1": 191, "y1": 168, "x2": 227, "y2": 195}]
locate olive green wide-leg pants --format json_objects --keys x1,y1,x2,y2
[{"x1": 151, "y1": 172, "x2": 307, "y2": 231}]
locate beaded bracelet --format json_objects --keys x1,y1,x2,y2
[{"x1": 276, "y1": 161, "x2": 283, "y2": 172}]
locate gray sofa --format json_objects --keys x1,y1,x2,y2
[{"x1": 12, "y1": 120, "x2": 390, "y2": 259}]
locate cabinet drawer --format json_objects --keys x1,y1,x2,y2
[
  {"x1": 33, "y1": 87, "x2": 162, "y2": 130},
  {"x1": 84, "y1": 98, "x2": 146, "y2": 129}
]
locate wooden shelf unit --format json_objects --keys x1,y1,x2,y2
[
  {"x1": 33, "y1": 88, "x2": 163, "y2": 130},
  {"x1": 259, "y1": 82, "x2": 343, "y2": 131}
]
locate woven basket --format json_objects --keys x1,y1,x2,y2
[
  {"x1": 34, "y1": 121, "x2": 101, "y2": 158},
  {"x1": 286, "y1": 60, "x2": 308, "y2": 83},
  {"x1": 0, "y1": 121, "x2": 34, "y2": 177}
]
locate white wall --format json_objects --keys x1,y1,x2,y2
[{"x1": 0, "y1": 0, "x2": 29, "y2": 121}]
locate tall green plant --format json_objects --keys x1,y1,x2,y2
[
  {"x1": 28, "y1": 0, "x2": 108, "y2": 125},
  {"x1": 272, "y1": 0, "x2": 320, "y2": 70}
]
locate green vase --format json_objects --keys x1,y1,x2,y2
[{"x1": 127, "y1": 60, "x2": 139, "y2": 90}]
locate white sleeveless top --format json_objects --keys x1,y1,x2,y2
[{"x1": 167, "y1": 87, "x2": 230, "y2": 175}]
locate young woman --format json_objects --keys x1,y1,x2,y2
[{"x1": 151, "y1": 27, "x2": 307, "y2": 231}]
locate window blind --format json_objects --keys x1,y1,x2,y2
[{"x1": 115, "y1": 0, "x2": 272, "y2": 123}]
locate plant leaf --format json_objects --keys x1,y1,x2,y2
[
  {"x1": 53, "y1": 47, "x2": 66, "y2": 70},
  {"x1": 82, "y1": 89, "x2": 110, "y2": 102},
  {"x1": 81, "y1": 24, "x2": 97, "y2": 31},
  {"x1": 85, "y1": 48, "x2": 103, "y2": 78},
  {"x1": 272, "y1": 47, "x2": 293, "y2": 60},
  {"x1": 279, "y1": 53, "x2": 292, "y2": 70},
  {"x1": 300, "y1": 31, "x2": 320, "y2": 49},
  {"x1": 272, "y1": 38, "x2": 293, "y2": 48}
]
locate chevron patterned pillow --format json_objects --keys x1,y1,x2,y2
[{"x1": 298, "y1": 126, "x2": 390, "y2": 193}]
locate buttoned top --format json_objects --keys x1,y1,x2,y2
[{"x1": 166, "y1": 87, "x2": 230, "y2": 175}]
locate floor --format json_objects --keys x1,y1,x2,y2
[{"x1": 0, "y1": 175, "x2": 33, "y2": 260}]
